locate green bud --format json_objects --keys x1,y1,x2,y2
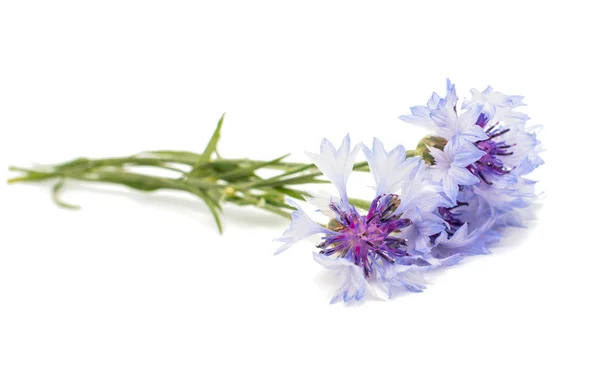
[{"x1": 409, "y1": 135, "x2": 448, "y2": 164}]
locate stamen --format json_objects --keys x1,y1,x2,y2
[
  {"x1": 470, "y1": 122, "x2": 516, "y2": 183},
  {"x1": 385, "y1": 236, "x2": 407, "y2": 244},
  {"x1": 485, "y1": 121, "x2": 500, "y2": 133},
  {"x1": 487, "y1": 128, "x2": 510, "y2": 140},
  {"x1": 375, "y1": 250, "x2": 395, "y2": 263},
  {"x1": 478, "y1": 171, "x2": 493, "y2": 185}
]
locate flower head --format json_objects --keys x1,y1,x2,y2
[
  {"x1": 401, "y1": 81, "x2": 543, "y2": 234},
  {"x1": 276, "y1": 136, "x2": 450, "y2": 303}
]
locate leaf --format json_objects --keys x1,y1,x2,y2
[
  {"x1": 259, "y1": 204, "x2": 292, "y2": 219},
  {"x1": 195, "y1": 191, "x2": 224, "y2": 234},
  {"x1": 249, "y1": 173, "x2": 328, "y2": 188},
  {"x1": 196, "y1": 113, "x2": 226, "y2": 168},
  {"x1": 271, "y1": 187, "x2": 310, "y2": 200},
  {"x1": 139, "y1": 151, "x2": 201, "y2": 165},
  {"x1": 52, "y1": 180, "x2": 81, "y2": 210},
  {"x1": 58, "y1": 170, "x2": 225, "y2": 233},
  {"x1": 226, "y1": 194, "x2": 291, "y2": 219},
  {"x1": 265, "y1": 163, "x2": 316, "y2": 181},
  {"x1": 146, "y1": 150, "x2": 201, "y2": 158},
  {"x1": 179, "y1": 184, "x2": 224, "y2": 234},
  {"x1": 219, "y1": 154, "x2": 290, "y2": 182},
  {"x1": 263, "y1": 197, "x2": 295, "y2": 210},
  {"x1": 7, "y1": 167, "x2": 57, "y2": 184},
  {"x1": 83, "y1": 172, "x2": 170, "y2": 192}
]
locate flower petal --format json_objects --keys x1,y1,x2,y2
[
  {"x1": 274, "y1": 198, "x2": 333, "y2": 255},
  {"x1": 312, "y1": 253, "x2": 375, "y2": 304},
  {"x1": 362, "y1": 138, "x2": 416, "y2": 196},
  {"x1": 305, "y1": 135, "x2": 359, "y2": 208}
]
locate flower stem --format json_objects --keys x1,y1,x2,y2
[{"x1": 7, "y1": 115, "x2": 434, "y2": 232}]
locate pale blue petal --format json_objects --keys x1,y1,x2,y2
[
  {"x1": 442, "y1": 174, "x2": 459, "y2": 204},
  {"x1": 427, "y1": 145, "x2": 450, "y2": 167},
  {"x1": 305, "y1": 135, "x2": 359, "y2": 208},
  {"x1": 402, "y1": 207, "x2": 446, "y2": 254},
  {"x1": 452, "y1": 139, "x2": 486, "y2": 167},
  {"x1": 274, "y1": 198, "x2": 333, "y2": 255},
  {"x1": 449, "y1": 166, "x2": 480, "y2": 186},
  {"x1": 427, "y1": 92, "x2": 442, "y2": 109},
  {"x1": 410, "y1": 105, "x2": 431, "y2": 117},
  {"x1": 312, "y1": 253, "x2": 373, "y2": 304},
  {"x1": 396, "y1": 162, "x2": 450, "y2": 214},
  {"x1": 362, "y1": 138, "x2": 409, "y2": 196},
  {"x1": 456, "y1": 105, "x2": 488, "y2": 141},
  {"x1": 432, "y1": 213, "x2": 499, "y2": 257},
  {"x1": 374, "y1": 262, "x2": 428, "y2": 296}
]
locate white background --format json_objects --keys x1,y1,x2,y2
[{"x1": 1, "y1": 1, "x2": 598, "y2": 367}]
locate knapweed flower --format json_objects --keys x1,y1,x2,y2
[
  {"x1": 400, "y1": 80, "x2": 543, "y2": 255},
  {"x1": 275, "y1": 136, "x2": 458, "y2": 303}
]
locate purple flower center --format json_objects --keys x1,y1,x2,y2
[
  {"x1": 319, "y1": 194, "x2": 412, "y2": 277},
  {"x1": 469, "y1": 113, "x2": 515, "y2": 185}
]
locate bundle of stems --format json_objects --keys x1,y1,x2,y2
[{"x1": 8, "y1": 114, "x2": 379, "y2": 233}]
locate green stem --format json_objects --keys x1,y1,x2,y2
[{"x1": 7, "y1": 134, "x2": 436, "y2": 233}]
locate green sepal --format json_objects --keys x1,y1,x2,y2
[{"x1": 411, "y1": 135, "x2": 448, "y2": 164}]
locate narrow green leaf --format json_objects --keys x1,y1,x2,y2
[
  {"x1": 271, "y1": 187, "x2": 310, "y2": 200},
  {"x1": 249, "y1": 173, "x2": 328, "y2": 188},
  {"x1": 52, "y1": 180, "x2": 81, "y2": 210},
  {"x1": 141, "y1": 150, "x2": 201, "y2": 165},
  {"x1": 196, "y1": 113, "x2": 226, "y2": 167},
  {"x1": 181, "y1": 186, "x2": 223, "y2": 233},
  {"x1": 8, "y1": 167, "x2": 57, "y2": 183},
  {"x1": 197, "y1": 193, "x2": 224, "y2": 234},
  {"x1": 54, "y1": 157, "x2": 91, "y2": 170},
  {"x1": 226, "y1": 195, "x2": 291, "y2": 219},
  {"x1": 263, "y1": 197, "x2": 295, "y2": 210},
  {"x1": 80, "y1": 172, "x2": 171, "y2": 192},
  {"x1": 220, "y1": 154, "x2": 290, "y2": 181},
  {"x1": 267, "y1": 163, "x2": 316, "y2": 181},
  {"x1": 259, "y1": 204, "x2": 292, "y2": 219},
  {"x1": 146, "y1": 150, "x2": 201, "y2": 158}
]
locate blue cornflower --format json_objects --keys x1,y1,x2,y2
[
  {"x1": 398, "y1": 81, "x2": 544, "y2": 262},
  {"x1": 401, "y1": 81, "x2": 543, "y2": 231},
  {"x1": 275, "y1": 136, "x2": 451, "y2": 303}
]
